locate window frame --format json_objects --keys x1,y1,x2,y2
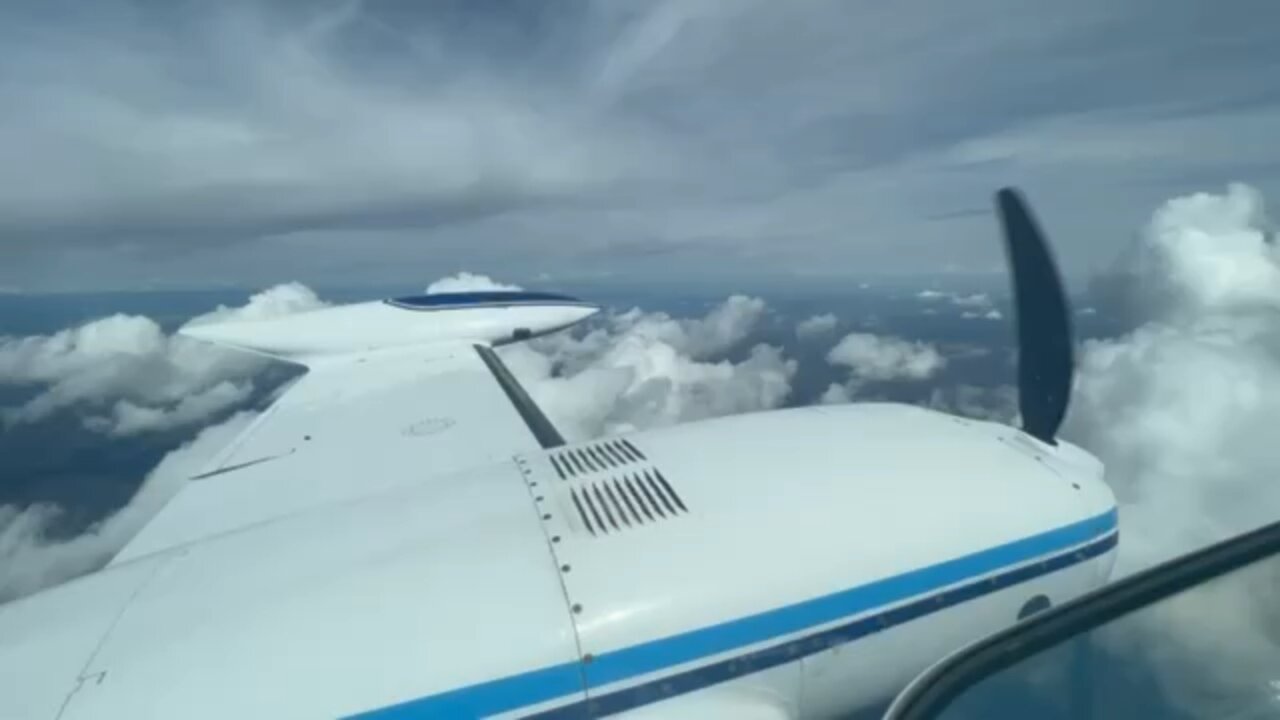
[{"x1": 883, "y1": 518, "x2": 1280, "y2": 720}]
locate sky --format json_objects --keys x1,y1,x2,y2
[{"x1": 2, "y1": 0, "x2": 1279, "y2": 291}]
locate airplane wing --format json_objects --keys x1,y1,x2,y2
[
  {"x1": 0, "y1": 293, "x2": 603, "y2": 720},
  {"x1": 115, "y1": 293, "x2": 593, "y2": 563}
]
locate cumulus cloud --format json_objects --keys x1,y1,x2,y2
[
  {"x1": 0, "y1": 411, "x2": 257, "y2": 601},
  {"x1": 819, "y1": 383, "x2": 852, "y2": 405},
  {"x1": 0, "y1": 283, "x2": 322, "y2": 435},
  {"x1": 796, "y1": 312, "x2": 838, "y2": 340},
  {"x1": 424, "y1": 272, "x2": 523, "y2": 294},
  {"x1": 920, "y1": 289, "x2": 998, "y2": 314},
  {"x1": 1063, "y1": 183, "x2": 1280, "y2": 708},
  {"x1": 556, "y1": 294, "x2": 768, "y2": 362},
  {"x1": 819, "y1": 331, "x2": 948, "y2": 405},
  {"x1": 927, "y1": 383, "x2": 1017, "y2": 423},
  {"x1": 826, "y1": 332, "x2": 947, "y2": 382},
  {"x1": 501, "y1": 295, "x2": 793, "y2": 439}
]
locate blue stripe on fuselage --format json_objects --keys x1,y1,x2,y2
[{"x1": 348, "y1": 508, "x2": 1119, "y2": 719}]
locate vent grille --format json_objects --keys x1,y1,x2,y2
[
  {"x1": 569, "y1": 471, "x2": 688, "y2": 536},
  {"x1": 549, "y1": 438, "x2": 647, "y2": 479}
]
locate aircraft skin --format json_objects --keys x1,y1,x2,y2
[{"x1": 0, "y1": 193, "x2": 1120, "y2": 718}]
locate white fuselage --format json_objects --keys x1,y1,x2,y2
[{"x1": 1, "y1": 401, "x2": 1116, "y2": 718}]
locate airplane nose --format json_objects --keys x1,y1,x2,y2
[{"x1": 1046, "y1": 439, "x2": 1119, "y2": 583}]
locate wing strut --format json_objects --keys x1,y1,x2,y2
[{"x1": 474, "y1": 345, "x2": 566, "y2": 449}]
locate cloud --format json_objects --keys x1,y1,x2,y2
[
  {"x1": 84, "y1": 382, "x2": 254, "y2": 436},
  {"x1": 0, "y1": 411, "x2": 257, "y2": 601},
  {"x1": 920, "y1": 289, "x2": 997, "y2": 314},
  {"x1": 183, "y1": 281, "x2": 327, "y2": 327},
  {"x1": 3, "y1": 1, "x2": 1278, "y2": 291},
  {"x1": 796, "y1": 312, "x2": 838, "y2": 340},
  {"x1": 570, "y1": 294, "x2": 768, "y2": 361},
  {"x1": 0, "y1": 283, "x2": 322, "y2": 435},
  {"x1": 424, "y1": 272, "x2": 524, "y2": 294},
  {"x1": 819, "y1": 331, "x2": 948, "y2": 405},
  {"x1": 819, "y1": 383, "x2": 851, "y2": 405},
  {"x1": 0, "y1": 4, "x2": 649, "y2": 245},
  {"x1": 826, "y1": 332, "x2": 947, "y2": 382},
  {"x1": 501, "y1": 295, "x2": 793, "y2": 439},
  {"x1": 1063, "y1": 183, "x2": 1280, "y2": 708},
  {"x1": 927, "y1": 383, "x2": 1017, "y2": 423}
]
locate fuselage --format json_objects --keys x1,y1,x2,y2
[{"x1": 1, "y1": 402, "x2": 1116, "y2": 718}]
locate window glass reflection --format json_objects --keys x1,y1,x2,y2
[{"x1": 933, "y1": 554, "x2": 1280, "y2": 720}]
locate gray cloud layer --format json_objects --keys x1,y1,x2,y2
[{"x1": 3, "y1": 1, "x2": 1279, "y2": 289}]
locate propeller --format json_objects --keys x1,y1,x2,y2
[{"x1": 995, "y1": 187, "x2": 1074, "y2": 446}]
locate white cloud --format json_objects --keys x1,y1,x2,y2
[
  {"x1": 960, "y1": 309, "x2": 1003, "y2": 320},
  {"x1": 0, "y1": 411, "x2": 257, "y2": 601},
  {"x1": 502, "y1": 295, "x2": 793, "y2": 439},
  {"x1": 183, "y1": 282, "x2": 327, "y2": 327},
  {"x1": 826, "y1": 332, "x2": 947, "y2": 382},
  {"x1": 922, "y1": 289, "x2": 995, "y2": 313},
  {"x1": 85, "y1": 382, "x2": 253, "y2": 437},
  {"x1": 819, "y1": 382, "x2": 851, "y2": 405},
  {"x1": 820, "y1": 331, "x2": 948, "y2": 405},
  {"x1": 0, "y1": 283, "x2": 323, "y2": 434},
  {"x1": 556, "y1": 294, "x2": 767, "y2": 362},
  {"x1": 927, "y1": 383, "x2": 1017, "y2": 423},
  {"x1": 424, "y1": 272, "x2": 523, "y2": 294},
  {"x1": 1063, "y1": 183, "x2": 1280, "y2": 708},
  {"x1": 796, "y1": 312, "x2": 838, "y2": 340}
]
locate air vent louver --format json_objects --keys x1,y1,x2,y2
[
  {"x1": 548, "y1": 439, "x2": 648, "y2": 479},
  {"x1": 567, "y1": 471, "x2": 688, "y2": 536}
]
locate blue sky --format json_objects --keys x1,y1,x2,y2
[{"x1": 2, "y1": 0, "x2": 1278, "y2": 291}]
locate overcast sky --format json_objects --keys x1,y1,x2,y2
[{"x1": 3, "y1": 0, "x2": 1278, "y2": 292}]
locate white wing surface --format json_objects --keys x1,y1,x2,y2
[{"x1": 115, "y1": 293, "x2": 595, "y2": 563}]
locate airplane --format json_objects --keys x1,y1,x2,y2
[{"x1": 0, "y1": 188, "x2": 1118, "y2": 719}]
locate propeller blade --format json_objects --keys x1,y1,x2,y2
[{"x1": 995, "y1": 187, "x2": 1074, "y2": 446}]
